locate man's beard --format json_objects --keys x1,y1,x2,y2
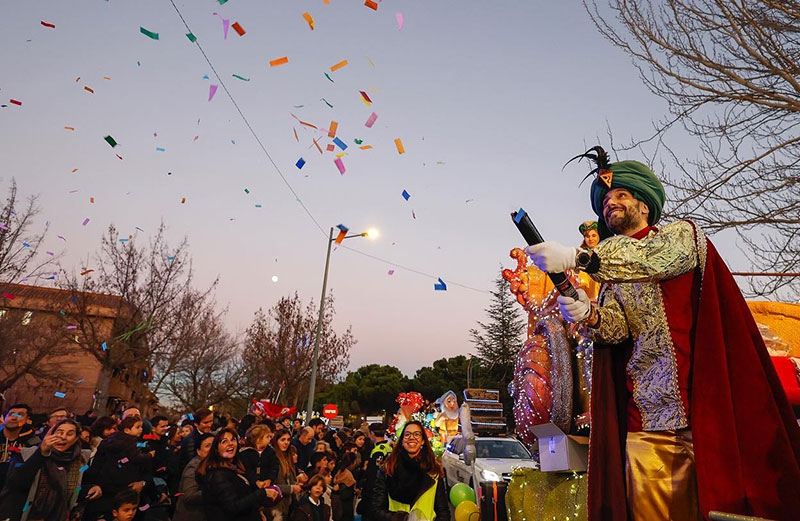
[{"x1": 606, "y1": 205, "x2": 644, "y2": 235}]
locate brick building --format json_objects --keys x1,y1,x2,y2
[{"x1": 0, "y1": 282, "x2": 156, "y2": 417}]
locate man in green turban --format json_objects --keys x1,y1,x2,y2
[
  {"x1": 525, "y1": 147, "x2": 800, "y2": 521},
  {"x1": 590, "y1": 160, "x2": 665, "y2": 239}
]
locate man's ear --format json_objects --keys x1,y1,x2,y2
[{"x1": 639, "y1": 201, "x2": 650, "y2": 217}]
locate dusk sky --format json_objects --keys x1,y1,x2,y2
[{"x1": 1, "y1": 1, "x2": 746, "y2": 376}]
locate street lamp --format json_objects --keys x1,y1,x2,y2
[{"x1": 305, "y1": 226, "x2": 376, "y2": 425}]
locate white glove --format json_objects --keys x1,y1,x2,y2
[
  {"x1": 526, "y1": 241, "x2": 578, "y2": 273},
  {"x1": 557, "y1": 289, "x2": 591, "y2": 323}
]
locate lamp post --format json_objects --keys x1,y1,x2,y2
[{"x1": 305, "y1": 226, "x2": 375, "y2": 425}]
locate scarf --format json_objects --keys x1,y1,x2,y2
[
  {"x1": 29, "y1": 443, "x2": 83, "y2": 520},
  {"x1": 387, "y1": 452, "x2": 434, "y2": 506}
]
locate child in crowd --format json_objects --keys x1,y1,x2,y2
[
  {"x1": 291, "y1": 475, "x2": 332, "y2": 521},
  {"x1": 240, "y1": 424, "x2": 278, "y2": 487},
  {"x1": 82, "y1": 416, "x2": 152, "y2": 520},
  {"x1": 111, "y1": 490, "x2": 140, "y2": 521},
  {"x1": 332, "y1": 452, "x2": 359, "y2": 521}
]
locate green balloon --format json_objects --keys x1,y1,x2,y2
[{"x1": 449, "y1": 483, "x2": 476, "y2": 507}]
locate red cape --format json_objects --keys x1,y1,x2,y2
[{"x1": 588, "y1": 240, "x2": 800, "y2": 521}]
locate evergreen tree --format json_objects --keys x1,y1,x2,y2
[{"x1": 469, "y1": 273, "x2": 526, "y2": 382}]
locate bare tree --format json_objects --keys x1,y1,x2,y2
[
  {"x1": 242, "y1": 292, "x2": 354, "y2": 408},
  {"x1": 60, "y1": 223, "x2": 217, "y2": 408},
  {"x1": 585, "y1": 0, "x2": 800, "y2": 297},
  {"x1": 160, "y1": 296, "x2": 244, "y2": 411},
  {"x1": 0, "y1": 304, "x2": 71, "y2": 395},
  {"x1": 0, "y1": 179, "x2": 59, "y2": 284}
]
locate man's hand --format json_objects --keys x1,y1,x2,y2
[
  {"x1": 129, "y1": 481, "x2": 146, "y2": 493},
  {"x1": 526, "y1": 242, "x2": 578, "y2": 273},
  {"x1": 557, "y1": 289, "x2": 591, "y2": 323},
  {"x1": 85, "y1": 485, "x2": 103, "y2": 500}
]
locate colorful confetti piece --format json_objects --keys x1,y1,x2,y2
[
  {"x1": 186, "y1": 32, "x2": 197, "y2": 42},
  {"x1": 330, "y1": 60, "x2": 348, "y2": 72},
  {"x1": 365, "y1": 112, "x2": 378, "y2": 128},
  {"x1": 208, "y1": 84, "x2": 218, "y2": 101},
  {"x1": 302, "y1": 12, "x2": 315, "y2": 30},
  {"x1": 394, "y1": 138, "x2": 405, "y2": 154},
  {"x1": 84, "y1": 86, "x2": 94, "y2": 93},
  {"x1": 365, "y1": 0, "x2": 378, "y2": 11},
  {"x1": 215, "y1": 14, "x2": 230, "y2": 39},
  {"x1": 232, "y1": 22, "x2": 246, "y2": 36},
  {"x1": 397, "y1": 13, "x2": 404, "y2": 30},
  {"x1": 388, "y1": 270, "x2": 395, "y2": 275},
  {"x1": 333, "y1": 137, "x2": 347, "y2": 151},
  {"x1": 360, "y1": 91, "x2": 372, "y2": 104},
  {"x1": 156, "y1": 147, "x2": 165, "y2": 152},
  {"x1": 270, "y1": 56, "x2": 289, "y2": 67},
  {"x1": 402, "y1": 189, "x2": 411, "y2": 201},
  {"x1": 140, "y1": 27, "x2": 159, "y2": 40},
  {"x1": 80, "y1": 269, "x2": 94, "y2": 276},
  {"x1": 232, "y1": 74, "x2": 250, "y2": 81},
  {"x1": 9, "y1": 99, "x2": 22, "y2": 106},
  {"x1": 2, "y1": 292, "x2": 15, "y2": 300},
  {"x1": 334, "y1": 157, "x2": 346, "y2": 175},
  {"x1": 181, "y1": 197, "x2": 186, "y2": 204},
  {"x1": 64, "y1": 126, "x2": 75, "y2": 131},
  {"x1": 328, "y1": 121, "x2": 338, "y2": 138},
  {"x1": 54, "y1": 392, "x2": 66, "y2": 398},
  {"x1": 82, "y1": 218, "x2": 91, "y2": 226},
  {"x1": 434, "y1": 278, "x2": 447, "y2": 291},
  {"x1": 104, "y1": 135, "x2": 118, "y2": 147},
  {"x1": 296, "y1": 158, "x2": 306, "y2": 169},
  {"x1": 41, "y1": 21, "x2": 56, "y2": 29}
]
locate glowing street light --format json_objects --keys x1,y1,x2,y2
[{"x1": 305, "y1": 226, "x2": 377, "y2": 425}]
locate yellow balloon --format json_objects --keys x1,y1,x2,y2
[{"x1": 454, "y1": 500, "x2": 479, "y2": 521}]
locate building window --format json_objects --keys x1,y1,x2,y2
[{"x1": 22, "y1": 311, "x2": 33, "y2": 325}]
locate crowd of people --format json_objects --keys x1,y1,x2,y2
[{"x1": 0, "y1": 403, "x2": 449, "y2": 521}]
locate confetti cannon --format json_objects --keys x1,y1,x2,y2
[{"x1": 510, "y1": 209, "x2": 579, "y2": 300}]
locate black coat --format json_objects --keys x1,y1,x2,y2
[
  {"x1": 82, "y1": 431, "x2": 152, "y2": 519},
  {"x1": 291, "y1": 495, "x2": 332, "y2": 521},
  {"x1": 199, "y1": 466, "x2": 268, "y2": 521},
  {"x1": 239, "y1": 446, "x2": 279, "y2": 485},
  {"x1": 370, "y1": 468, "x2": 450, "y2": 521}
]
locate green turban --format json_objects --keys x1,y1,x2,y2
[{"x1": 590, "y1": 160, "x2": 665, "y2": 237}]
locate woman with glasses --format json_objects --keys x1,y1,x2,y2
[
  {"x1": 196, "y1": 428, "x2": 279, "y2": 521},
  {"x1": 370, "y1": 421, "x2": 450, "y2": 521}
]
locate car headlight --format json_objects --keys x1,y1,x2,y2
[{"x1": 481, "y1": 469, "x2": 501, "y2": 482}]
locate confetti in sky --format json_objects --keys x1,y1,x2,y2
[
  {"x1": 139, "y1": 27, "x2": 159, "y2": 40},
  {"x1": 302, "y1": 12, "x2": 315, "y2": 30},
  {"x1": 270, "y1": 56, "x2": 289, "y2": 67},
  {"x1": 330, "y1": 60, "x2": 348, "y2": 72}
]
